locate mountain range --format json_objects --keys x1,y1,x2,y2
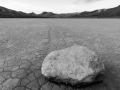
[{"x1": 0, "y1": 5, "x2": 120, "y2": 18}]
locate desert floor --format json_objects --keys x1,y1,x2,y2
[{"x1": 0, "y1": 19, "x2": 120, "y2": 90}]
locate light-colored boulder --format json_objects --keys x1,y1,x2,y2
[{"x1": 41, "y1": 44, "x2": 104, "y2": 85}]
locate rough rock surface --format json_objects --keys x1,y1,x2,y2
[{"x1": 41, "y1": 45, "x2": 105, "y2": 85}]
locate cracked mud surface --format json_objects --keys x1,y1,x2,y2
[{"x1": 0, "y1": 19, "x2": 120, "y2": 90}]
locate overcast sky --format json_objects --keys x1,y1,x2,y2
[{"x1": 0, "y1": 0, "x2": 120, "y2": 14}]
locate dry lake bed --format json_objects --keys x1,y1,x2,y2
[{"x1": 0, "y1": 18, "x2": 120, "y2": 90}]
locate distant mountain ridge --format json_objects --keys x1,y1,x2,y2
[{"x1": 0, "y1": 5, "x2": 120, "y2": 18}]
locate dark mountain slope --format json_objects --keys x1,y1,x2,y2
[
  {"x1": 0, "y1": 6, "x2": 29, "y2": 18},
  {"x1": 0, "y1": 5, "x2": 120, "y2": 18}
]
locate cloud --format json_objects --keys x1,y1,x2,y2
[
  {"x1": 74, "y1": 0, "x2": 103, "y2": 4},
  {"x1": 84, "y1": 0, "x2": 103, "y2": 3},
  {"x1": 0, "y1": 1, "x2": 53, "y2": 13},
  {"x1": 10, "y1": 1, "x2": 53, "y2": 12}
]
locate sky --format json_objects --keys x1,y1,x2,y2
[{"x1": 0, "y1": 0, "x2": 120, "y2": 14}]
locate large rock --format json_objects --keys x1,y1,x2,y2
[{"x1": 41, "y1": 44, "x2": 104, "y2": 85}]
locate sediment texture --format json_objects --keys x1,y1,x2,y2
[{"x1": 0, "y1": 19, "x2": 119, "y2": 90}]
